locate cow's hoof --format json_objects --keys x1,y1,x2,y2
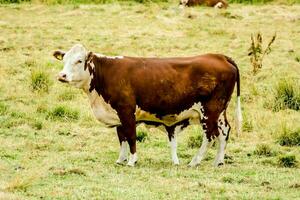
[
  {"x1": 188, "y1": 158, "x2": 201, "y2": 167},
  {"x1": 188, "y1": 162, "x2": 199, "y2": 167},
  {"x1": 172, "y1": 157, "x2": 180, "y2": 165},
  {"x1": 116, "y1": 158, "x2": 127, "y2": 165},
  {"x1": 213, "y1": 161, "x2": 225, "y2": 167},
  {"x1": 173, "y1": 162, "x2": 180, "y2": 166},
  {"x1": 127, "y1": 153, "x2": 138, "y2": 167},
  {"x1": 127, "y1": 161, "x2": 137, "y2": 167},
  {"x1": 173, "y1": 160, "x2": 180, "y2": 166}
]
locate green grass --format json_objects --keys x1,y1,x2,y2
[
  {"x1": 0, "y1": 2, "x2": 300, "y2": 199},
  {"x1": 278, "y1": 154, "x2": 297, "y2": 168},
  {"x1": 30, "y1": 69, "x2": 51, "y2": 93},
  {"x1": 47, "y1": 105, "x2": 80, "y2": 121},
  {"x1": 272, "y1": 79, "x2": 300, "y2": 111},
  {"x1": 277, "y1": 127, "x2": 300, "y2": 146},
  {"x1": 254, "y1": 143, "x2": 277, "y2": 157}
]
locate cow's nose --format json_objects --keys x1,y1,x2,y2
[
  {"x1": 59, "y1": 72, "x2": 66, "y2": 78},
  {"x1": 58, "y1": 72, "x2": 68, "y2": 83}
]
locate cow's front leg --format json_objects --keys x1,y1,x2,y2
[
  {"x1": 116, "y1": 126, "x2": 128, "y2": 164},
  {"x1": 117, "y1": 107, "x2": 138, "y2": 167}
]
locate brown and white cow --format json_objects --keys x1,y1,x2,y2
[
  {"x1": 179, "y1": 0, "x2": 228, "y2": 8},
  {"x1": 53, "y1": 44, "x2": 242, "y2": 167}
]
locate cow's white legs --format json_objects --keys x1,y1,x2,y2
[
  {"x1": 188, "y1": 134, "x2": 210, "y2": 167},
  {"x1": 214, "y1": 134, "x2": 227, "y2": 167},
  {"x1": 214, "y1": 112, "x2": 230, "y2": 167},
  {"x1": 116, "y1": 141, "x2": 128, "y2": 164},
  {"x1": 167, "y1": 125, "x2": 183, "y2": 165},
  {"x1": 170, "y1": 134, "x2": 179, "y2": 165},
  {"x1": 127, "y1": 153, "x2": 138, "y2": 167}
]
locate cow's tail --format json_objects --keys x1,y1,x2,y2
[{"x1": 225, "y1": 56, "x2": 242, "y2": 136}]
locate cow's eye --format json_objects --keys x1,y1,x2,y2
[{"x1": 75, "y1": 60, "x2": 82, "y2": 65}]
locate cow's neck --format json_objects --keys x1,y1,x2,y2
[
  {"x1": 88, "y1": 55, "x2": 106, "y2": 96},
  {"x1": 82, "y1": 57, "x2": 107, "y2": 109}
]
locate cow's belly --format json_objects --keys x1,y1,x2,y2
[
  {"x1": 89, "y1": 92, "x2": 203, "y2": 127},
  {"x1": 135, "y1": 102, "x2": 203, "y2": 126}
]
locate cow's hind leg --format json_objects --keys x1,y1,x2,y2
[
  {"x1": 214, "y1": 111, "x2": 231, "y2": 167},
  {"x1": 188, "y1": 129, "x2": 211, "y2": 167},
  {"x1": 188, "y1": 102, "x2": 222, "y2": 167}
]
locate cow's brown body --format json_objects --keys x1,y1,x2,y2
[
  {"x1": 86, "y1": 53, "x2": 239, "y2": 158},
  {"x1": 53, "y1": 44, "x2": 242, "y2": 166},
  {"x1": 180, "y1": 0, "x2": 228, "y2": 8}
]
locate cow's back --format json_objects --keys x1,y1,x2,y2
[{"x1": 102, "y1": 54, "x2": 236, "y2": 116}]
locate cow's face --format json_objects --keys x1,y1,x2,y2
[{"x1": 53, "y1": 44, "x2": 91, "y2": 90}]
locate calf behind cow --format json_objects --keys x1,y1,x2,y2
[{"x1": 53, "y1": 44, "x2": 242, "y2": 167}]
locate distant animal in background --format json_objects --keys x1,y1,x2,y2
[{"x1": 180, "y1": 0, "x2": 228, "y2": 9}]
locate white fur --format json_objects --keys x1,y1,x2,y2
[
  {"x1": 88, "y1": 90, "x2": 120, "y2": 127},
  {"x1": 180, "y1": 0, "x2": 188, "y2": 6},
  {"x1": 170, "y1": 137, "x2": 179, "y2": 165},
  {"x1": 89, "y1": 61, "x2": 95, "y2": 69},
  {"x1": 116, "y1": 141, "x2": 128, "y2": 164},
  {"x1": 59, "y1": 44, "x2": 91, "y2": 89},
  {"x1": 95, "y1": 53, "x2": 123, "y2": 59},
  {"x1": 188, "y1": 133, "x2": 210, "y2": 167},
  {"x1": 236, "y1": 96, "x2": 242, "y2": 136},
  {"x1": 170, "y1": 126, "x2": 182, "y2": 165},
  {"x1": 214, "y1": 112, "x2": 229, "y2": 166},
  {"x1": 127, "y1": 153, "x2": 138, "y2": 167},
  {"x1": 214, "y1": 2, "x2": 223, "y2": 8},
  {"x1": 214, "y1": 133, "x2": 227, "y2": 167}
]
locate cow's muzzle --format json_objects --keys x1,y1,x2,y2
[{"x1": 57, "y1": 72, "x2": 69, "y2": 83}]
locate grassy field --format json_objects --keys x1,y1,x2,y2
[{"x1": 0, "y1": 1, "x2": 300, "y2": 199}]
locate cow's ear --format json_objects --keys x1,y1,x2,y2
[{"x1": 53, "y1": 50, "x2": 65, "y2": 61}]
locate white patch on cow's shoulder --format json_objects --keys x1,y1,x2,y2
[
  {"x1": 95, "y1": 53, "x2": 123, "y2": 59},
  {"x1": 88, "y1": 90, "x2": 120, "y2": 127}
]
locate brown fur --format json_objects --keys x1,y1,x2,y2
[{"x1": 85, "y1": 54, "x2": 239, "y2": 155}]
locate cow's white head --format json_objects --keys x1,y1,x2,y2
[{"x1": 53, "y1": 44, "x2": 92, "y2": 90}]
